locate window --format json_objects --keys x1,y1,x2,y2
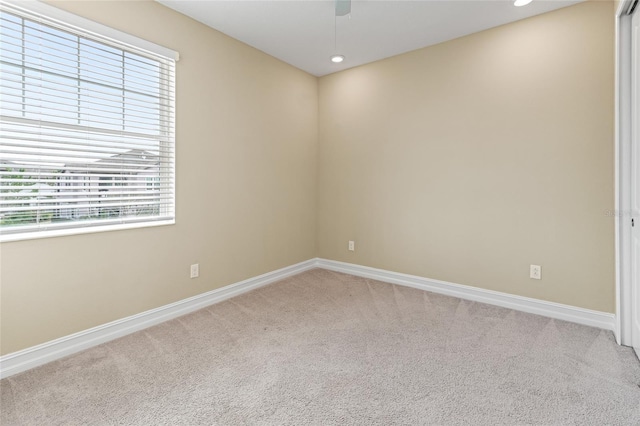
[{"x1": 0, "y1": 1, "x2": 177, "y2": 241}]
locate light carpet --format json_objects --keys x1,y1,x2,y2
[{"x1": 1, "y1": 269, "x2": 640, "y2": 425}]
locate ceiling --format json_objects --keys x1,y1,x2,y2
[{"x1": 156, "y1": 0, "x2": 583, "y2": 76}]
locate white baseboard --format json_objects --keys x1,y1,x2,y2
[
  {"x1": 0, "y1": 259, "x2": 317, "y2": 379},
  {"x1": 0, "y1": 257, "x2": 617, "y2": 379},
  {"x1": 316, "y1": 259, "x2": 616, "y2": 332}
]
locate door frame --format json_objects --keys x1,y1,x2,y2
[{"x1": 615, "y1": 0, "x2": 637, "y2": 346}]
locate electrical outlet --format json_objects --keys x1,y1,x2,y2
[
  {"x1": 190, "y1": 263, "x2": 199, "y2": 279},
  {"x1": 348, "y1": 240, "x2": 355, "y2": 251},
  {"x1": 530, "y1": 264, "x2": 541, "y2": 280}
]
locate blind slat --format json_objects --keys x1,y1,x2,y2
[
  {"x1": 3, "y1": 132, "x2": 170, "y2": 151},
  {"x1": 2, "y1": 115, "x2": 173, "y2": 141}
]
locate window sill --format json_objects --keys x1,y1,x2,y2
[{"x1": 0, "y1": 219, "x2": 175, "y2": 243}]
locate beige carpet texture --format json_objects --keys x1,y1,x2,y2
[{"x1": 1, "y1": 268, "x2": 639, "y2": 425}]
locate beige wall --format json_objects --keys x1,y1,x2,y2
[
  {"x1": 317, "y1": 1, "x2": 615, "y2": 312},
  {"x1": 0, "y1": 0, "x2": 617, "y2": 356},
  {"x1": 0, "y1": 0, "x2": 318, "y2": 355}
]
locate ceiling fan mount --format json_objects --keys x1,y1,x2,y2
[{"x1": 335, "y1": 0, "x2": 351, "y2": 17}]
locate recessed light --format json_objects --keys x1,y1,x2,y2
[
  {"x1": 330, "y1": 55, "x2": 345, "y2": 63},
  {"x1": 514, "y1": 0, "x2": 533, "y2": 6}
]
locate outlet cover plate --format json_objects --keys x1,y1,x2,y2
[{"x1": 530, "y1": 264, "x2": 541, "y2": 280}]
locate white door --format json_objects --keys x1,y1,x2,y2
[{"x1": 632, "y1": 8, "x2": 640, "y2": 358}]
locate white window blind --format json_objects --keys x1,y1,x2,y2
[{"x1": 0, "y1": 1, "x2": 177, "y2": 241}]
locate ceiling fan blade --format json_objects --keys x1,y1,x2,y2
[{"x1": 335, "y1": 0, "x2": 351, "y2": 17}]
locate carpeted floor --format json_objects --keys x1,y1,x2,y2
[{"x1": 1, "y1": 268, "x2": 640, "y2": 425}]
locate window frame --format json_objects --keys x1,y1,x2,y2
[{"x1": 0, "y1": 0, "x2": 178, "y2": 242}]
